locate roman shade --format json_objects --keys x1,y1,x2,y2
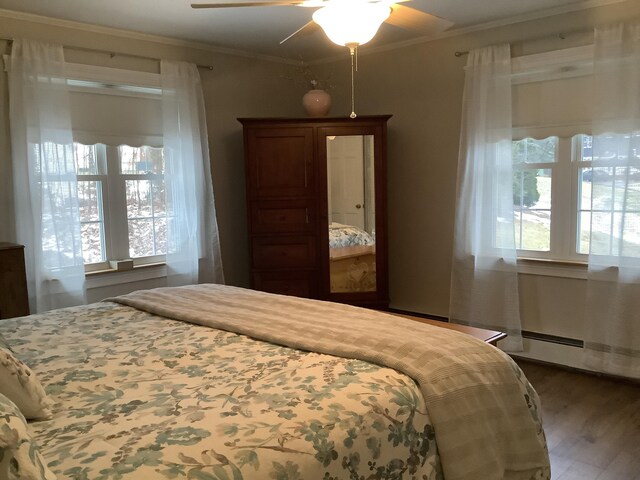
[
  {"x1": 511, "y1": 45, "x2": 594, "y2": 139},
  {"x1": 66, "y1": 63, "x2": 163, "y2": 147}
]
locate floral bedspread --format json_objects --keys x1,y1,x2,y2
[
  {"x1": 329, "y1": 222, "x2": 375, "y2": 249},
  {"x1": 1, "y1": 302, "x2": 443, "y2": 480}
]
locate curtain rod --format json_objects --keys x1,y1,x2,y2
[
  {"x1": 453, "y1": 31, "x2": 589, "y2": 57},
  {"x1": 0, "y1": 37, "x2": 214, "y2": 70}
]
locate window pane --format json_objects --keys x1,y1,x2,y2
[
  {"x1": 74, "y1": 143, "x2": 100, "y2": 175},
  {"x1": 128, "y1": 219, "x2": 155, "y2": 258},
  {"x1": 154, "y1": 217, "x2": 167, "y2": 255},
  {"x1": 620, "y1": 212, "x2": 640, "y2": 257},
  {"x1": 125, "y1": 179, "x2": 166, "y2": 258},
  {"x1": 513, "y1": 168, "x2": 551, "y2": 251},
  {"x1": 80, "y1": 222, "x2": 104, "y2": 264},
  {"x1": 152, "y1": 180, "x2": 166, "y2": 216},
  {"x1": 119, "y1": 146, "x2": 164, "y2": 174},
  {"x1": 578, "y1": 165, "x2": 640, "y2": 256},
  {"x1": 126, "y1": 180, "x2": 153, "y2": 218},
  {"x1": 512, "y1": 138, "x2": 557, "y2": 165},
  {"x1": 78, "y1": 181, "x2": 101, "y2": 222},
  {"x1": 579, "y1": 135, "x2": 593, "y2": 161},
  {"x1": 578, "y1": 211, "x2": 591, "y2": 255},
  {"x1": 77, "y1": 180, "x2": 105, "y2": 264}
]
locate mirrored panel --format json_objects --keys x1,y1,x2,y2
[{"x1": 326, "y1": 135, "x2": 376, "y2": 293}]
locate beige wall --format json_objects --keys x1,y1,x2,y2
[
  {"x1": 0, "y1": 13, "x2": 307, "y2": 294},
  {"x1": 3, "y1": 3, "x2": 640, "y2": 344},
  {"x1": 317, "y1": 0, "x2": 640, "y2": 340}
]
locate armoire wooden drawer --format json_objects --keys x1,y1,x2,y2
[
  {"x1": 250, "y1": 200, "x2": 316, "y2": 234},
  {"x1": 253, "y1": 271, "x2": 317, "y2": 298},
  {"x1": 252, "y1": 236, "x2": 316, "y2": 269}
]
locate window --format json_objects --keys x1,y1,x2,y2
[
  {"x1": 511, "y1": 133, "x2": 640, "y2": 261},
  {"x1": 64, "y1": 62, "x2": 164, "y2": 271},
  {"x1": 75, "y1": 143, "x2": 167, "y2": 270}
]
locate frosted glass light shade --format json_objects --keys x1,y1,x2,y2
[{"x1": 312, "y1": 2, "x2": 391, "y2": 47}]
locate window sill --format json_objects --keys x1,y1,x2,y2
[
  {"x1": 517, "y1": 257, "x2": 587, "y2": 279},
  {"x1": 85, "y1": 262, "x2": 167, "y2": 289}
]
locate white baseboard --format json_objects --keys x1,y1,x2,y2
[{"x1": 499, "y1": 336, "x2": 592, "y2": 372}]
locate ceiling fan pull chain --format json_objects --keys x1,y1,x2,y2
[
  {"x1": 349, "y1": 44, "x2": 357, "y2": 119},
  {"x1": 355, "y1": 44, "x2": 358, "y2": 72}
]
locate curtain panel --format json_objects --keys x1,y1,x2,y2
[
  {"x1": 450, "y1": 44, "x2": 523, "y2": 351},
  {"x1": 160, "y1": 60, "x2": 224, "y2": 286},
  {"x1": 8, "y1": 39, "x2": 86, "y2": 312},
  {"x1": 584, "y1": 22, "x2": 640, "y2": 378}
]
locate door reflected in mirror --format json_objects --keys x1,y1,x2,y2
[{"x1": 327, "y1": 135, "x2": 376, "y2": 293}]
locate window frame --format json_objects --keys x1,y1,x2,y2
[
  {"x1": 65, "y1": 62, "x2": 165, "y2": 272},
  {"x1": 75, "y1": 143, "x2": 167, "y2": 272},
  {"x1": 510, "y1": 45, "x2": 595, "y2": 264},
  {"x1": 511, "y1": 135, "x2": 618, "y2": 264}
]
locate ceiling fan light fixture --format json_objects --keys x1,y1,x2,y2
[{"x1": 312, "y1": 1, "x2": 391, "y2": 47}]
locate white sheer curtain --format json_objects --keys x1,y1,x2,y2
[
  {"x1": 160, "y1": 60, "x2": 224, "y2": 286},
  {"x1": 584, "y1": 23, "x2": 640, "y2": 378},
  {"x1": 450, "y1": 44, "x2": 523, "y2": 351},
  {"x1": 9, "y1": 39, "x2": 86, "y2": 312}
]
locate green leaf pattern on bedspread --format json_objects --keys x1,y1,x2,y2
[{"x1": 1, "y1": 303, "x2": 444, "y2": 480}]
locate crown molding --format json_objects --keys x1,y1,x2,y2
[{"x1": 0, "y1": 8, "x2": 300, "y2": 66}]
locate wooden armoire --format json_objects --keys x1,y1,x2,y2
[{"x1": 239, "y1": 116, "x2": 391, "y2": 309}]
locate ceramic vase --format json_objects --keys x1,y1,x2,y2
[{"x1": 302, "y1": 89, "x2": 331, "y2": 117}]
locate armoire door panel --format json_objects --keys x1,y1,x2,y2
[
  {"x1": 250, "y1": 200, "x2": 316, "y2": 234},
  {"x1": 247, "y1": 128, "x2": 314, "y2": 198},
  {"x1": 252, "y1": 236, "x2": 316, "y2": 269}
]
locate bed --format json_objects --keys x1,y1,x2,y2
[
  {"x1": 0, "y1": 284, "x2": 550, "y2": 480},
  {"x1": 329, "y1": 223, "x2": 377, "y2": 292}
]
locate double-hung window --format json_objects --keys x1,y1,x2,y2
[
  {"x1": 67, "y1": 64, "x2": 166, "y2": 271},
  {"x1": 75, "y1": 144, "x2": 167, "y2": 271},
  {"x1": 507, "y1": 45, "x2": 621, "y2": 263}
]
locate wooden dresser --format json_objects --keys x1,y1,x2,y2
[{"x1": 0, "y1": 243, "x2": 30, "y2": 319}]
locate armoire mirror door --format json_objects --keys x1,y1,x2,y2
[
  {"x1": 318, "y1": 124, "x2": 388, "y2": 308},
  {"x1": 326, "y1": 134, "x2": 376, "y2": 293}
]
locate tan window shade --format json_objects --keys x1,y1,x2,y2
[
  {"x1": 69, "y1": 87, "x2": 162, "y2": 147},
  {"x1": 511, "y1": 45, "x2": 593, "y2": 140},
  {"x1": 65, "y1": 63, "x2": 163, "y2": 148}
]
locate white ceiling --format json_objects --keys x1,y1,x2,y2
[{"x1": 0, "y1": 0, "x2": 620, "y2": 61}]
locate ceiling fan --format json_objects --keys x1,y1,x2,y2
[{"x1": 191, "y1": 0, "x2": 453, "y2": 48}]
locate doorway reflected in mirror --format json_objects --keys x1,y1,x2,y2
[{"x1": 326, "y1": 135, "x2": 376, "y2": 293}]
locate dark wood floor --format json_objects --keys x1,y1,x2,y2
[{"x1": 516, "y1": 360, "x2": 640, "y2": 480}]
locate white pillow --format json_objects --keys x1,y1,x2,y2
[
  {"x1": 0, "y1": 393, "x2": 56, "y2": 480},
  {"x1": 0, "y1": 334, "x2": 52, "y2": 420}
]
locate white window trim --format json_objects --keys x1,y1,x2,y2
[
  {"x1": 64, "y1": 63, "x2": 166, "y2": 273},
  {"x1": 510, "y1": 45, "x2": 597, "y2": 276},
  {"x1": 85, "y1": 262, "x2": 167, "y2": 289}
]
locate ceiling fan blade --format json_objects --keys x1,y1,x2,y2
[
  {"x1": 191, "y1": 1, "x2": 306, "y2": 8},
  {"x1": 280, "y1": 21, "x2": 320, "y2": 44},
  {"x1": 386, "y1": 4, "x2": 454, "y2": 34}
]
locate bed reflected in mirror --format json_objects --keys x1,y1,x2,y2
[{"x1": 326, "y1": 134, "x2": 376, "y2": 293}]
